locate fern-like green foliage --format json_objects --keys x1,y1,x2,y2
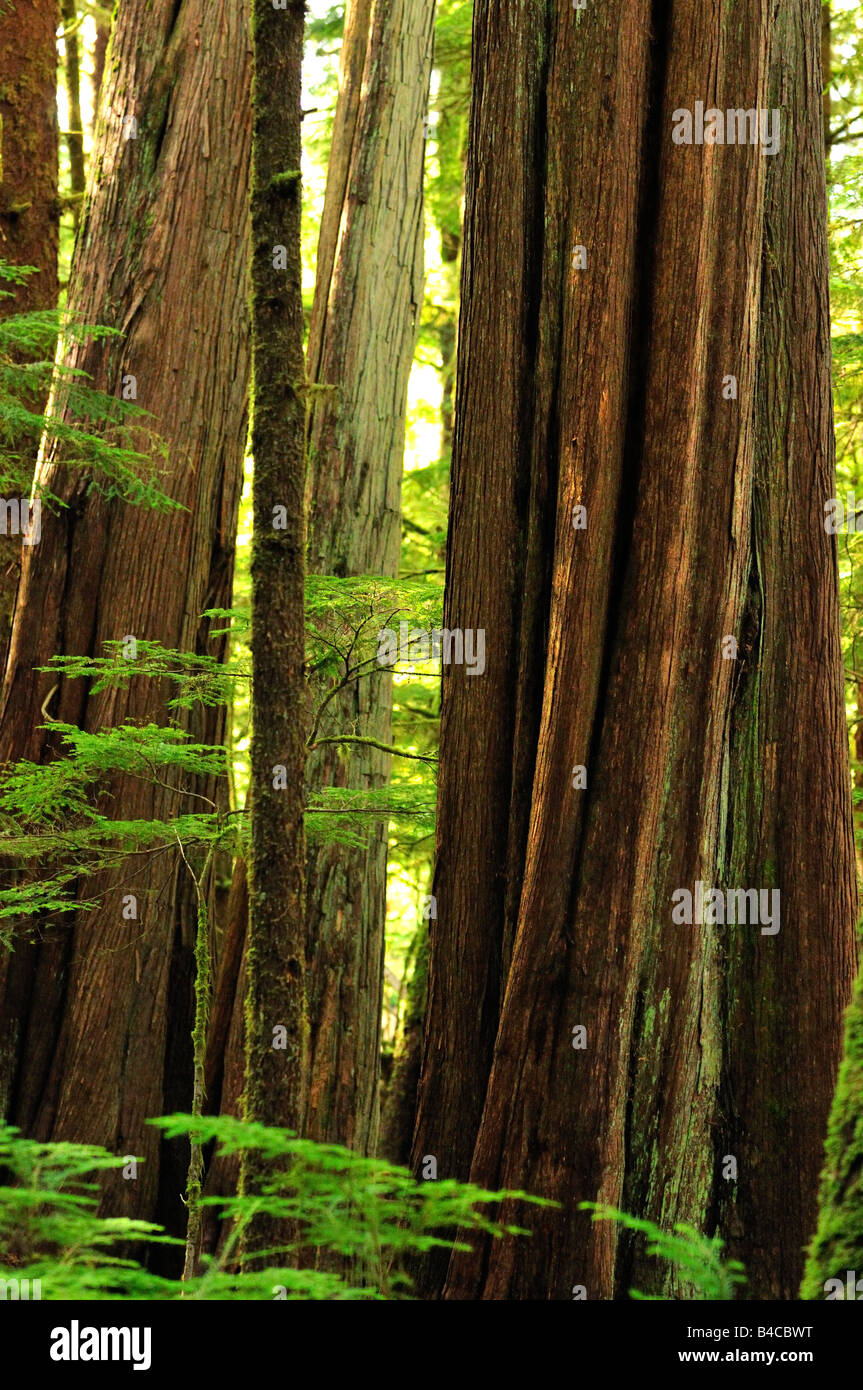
[
  {"x1": 0, "y1": 720, "x2": 241, "y2": 938},
  {"x1": 0, "y1": 259, "x2": 176, "y2": 511},
  {"x1": 40, "y1": 633, "x2": 247, "y2": 713},
  {"x1": 0, "y1": 571, "x2": 444, "y2": 941},
  {"x1": 41, "y1": 577, "x2": 444, "y2": 713},
  {"x1": 0, "y1": 1125, "x2": 180, "y2": 1300},
  {"x1": 305, "y1": 574, "x2": 443, "y2": 683},
  {"x1": 580, "y1": 1203, "x2": 747, "y2": 1301},
  {"x1": 0, "y1": 722, "x2": 229, "y2": 828},
  {"x1": 0, "y1": 1116, "x2": 549, "y2": 1300},
  {"x1": 0, "y1": 740, "x2": 436, "y2": 938}
]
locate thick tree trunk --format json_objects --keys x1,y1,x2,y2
[
  {"x1": 0, "y1": 0, "x2": 59, "y2": 674},
  {"x1": 303, "y1": 0, "x2": 433, "y2": 1155},
  {"x1": 821, "y1": 2, "x2": 831, "y2": 151},
  {"x1": 0, "y1": 0, "x2": 251, "y2": 1244},
  {"x1": 411, "y1": 0, "x2": 855, "y2": 1301},
  {"x1": 0, "y1": 0, "x2": 58, "y2": 300},
  {"x1": 709, "y1": 0, "x2": 857, "y2": 1298}
]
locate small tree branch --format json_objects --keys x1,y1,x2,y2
[{"x1": 308, "y1": 735, "x2": 438, "y2": 764}]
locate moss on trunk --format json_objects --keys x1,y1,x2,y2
[{"x1": 241, "y1": 0, "x2": 308, "y2": 1255}]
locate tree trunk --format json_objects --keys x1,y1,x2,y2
[
  {"x1": 0, "y1": 0, "x2": 251, "y2": 1246},
  {"x1": 60, "y1": 0, "x2": 87, "y2": 227},
  {"x1": 437, "y1": 229, "x2": 459, "y2": 462},
  {"x1": 91, "y1": 11, "x2": 111, "y2": 121},
  {"x1": 242, "y1": 0, "x2": 308, "y2": 1228},
  {"x1": 855, "y1": 683, "x2": 863, "y2": 883},
  {"x1": 303, "y1": 0, "x2": 433, "y2": 1156},
  {"x1": 411, "y1": 0, "x2": 855, "y2": 1301},
  {"x1": 305, "y1": 0, "x2": 372, "y2": 385},
  {"x1": 380, "y1": 914, "x2": 428, "y2": 1164},
  {"x1": 201, "y1": 5, "x2": 433, "y2": 1255},
  {"x1": 201, "y1": 857, "x2": 248, "y2": 1263},
  {"x1": 0, "y1": 0, "x2": 59, "y2": 674},
  {"x1": 708, "y1": 0, "x2": 857, "y2": 1298},
  {"x1": 821, "y1": 2, "x2": 831, "y2": 151},
  {"x1": 0, "y1": 0, "x2": 58, "y2": 301}
]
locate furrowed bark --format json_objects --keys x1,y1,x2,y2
[
  {"x1": 715, "y1": 0, "x2": 857, "y2": 1299},
  {"x1": 0, "y1": 0, "x2": 251, "y2": 1247},
  {"x1": 0, "y1": 0, "x2": 58, "y2": 302},
  {"x1": 412, "y1": 0, "x2": 855, "y2": 1301},
  {"x1": 412, "y1": 0, "x2": 654, "y2": 1296},
  {"x1": 0, "y1": 0, "x2": 59, "y2": 675}
]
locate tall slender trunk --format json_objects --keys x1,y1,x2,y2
[
  {"x1": 411, "y1": 0, "x2": 855, "y2": 1301},
  {"x1": 305, "y1": 0, "x2": 372, "y2": 383},
  {"x1": 60, "y1": 0, "x2": 87, "y2": 227},
  {"x1": 303, "y1": 0, "x2": 434, "y2": 1156},
  {"x1": 437, "y1": 229, "x2": 459, "y2": 462},
  {"x1": 380, "y1": 913, "x2": 428, "y2": 1164},
  {"x1": 91, "y1": 11, "x2": 111, "y2": 121},
  {"x1": 855, "y1": 683, "x2": 863, "y2": 882},
  {"x1": 242, "y1": 0, "x2": 308, "y2": 1227},
  {"x1": 207, "y1": 0, "x2": 435, "y2": 1178},
  {"x1": 0, "y1": 0, "x2": 251, "y2": 1247}
]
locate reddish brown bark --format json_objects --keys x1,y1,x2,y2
[
  {"x1": 411, "y1": 0, "x2": 855, "y2": 1301},
  {"x1": 0, "y1": 0, "x2": 58, "y2": 305},
  {"x1": 708, "y1": 0, "x2": 858, "y2": 1298},
  {"x1": 0, "y1": 0, "x2": 251, "y2": 1243},
  {"x1": 0, "y1": 0, "x2": 59, "y2": 675}
]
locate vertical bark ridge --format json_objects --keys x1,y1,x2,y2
[
  {"x1": 717, "y1": 0, "x2": 857, "y2": 1299},
  {"x1": 303, "y1": 0, "x2": 434, "y2": 1158},
  {"x1": 0, "y1": 0, "x2": 251, "y2": 1241},
  {"x1": 413, "y1": 0, "x2": 849, "y2": 1303}
]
